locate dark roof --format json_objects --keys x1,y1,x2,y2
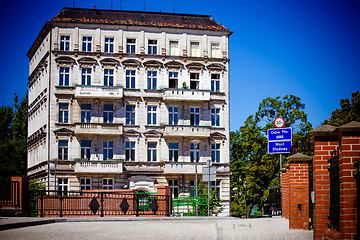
[{"x1": 52, "y1": 7, "x2": 231, "y2": 32}]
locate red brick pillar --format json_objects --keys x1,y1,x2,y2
[
  {"x1": 157, "y1": 186, "x2": 171, "y2": 216},
  {"x1": 287, "y1": 153, "x2": 312, "y2": 230},
  {"x1": 337, "y1": 121, "x2": 360, "y2": 240},
  {"x1": 285, "y1": 164, "x2": 290, "y2": 219},
  {"x1": 10, "y1": 176, "x2": 29, "y2": 210},
  {"x1": 310, "y1": 125, "x2": 338, "y2": 240}
]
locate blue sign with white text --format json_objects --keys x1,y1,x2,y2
[
  {"x1": 268, "y1": 128, "x2": 292, "y2": 141},
  {"x1": 268, "y1": 141, "x2": 292, "y2": 154}
]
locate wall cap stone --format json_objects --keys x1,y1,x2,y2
[
  {"x1": 309, "y1": 124, "x2": 337, "y2": 137},
  {"x1": 287, "y1": 152, "x2": 312, "y2": 163},
  {"x1": 337, "y1": 121, "x2": 360, "y2": 133}
]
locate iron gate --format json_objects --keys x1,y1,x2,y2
[
  {"x1": 328, "y1": 147, "x2": 340, "y2": 231},
  {"x1": 269, "y1": 186, "x2": 281, "y2": 216}
]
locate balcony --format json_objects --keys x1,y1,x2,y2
[
  {"x1": 55, "y1": 86, "x2": 75, "y2": 96},
  {"x1": 74, "y1": 85, "x2": 123, "y2": 99},
  {"x1": 75, "y1": 160, "x2": 123, "y2": 173},
  {"x1": 74, "y1": 123, "x2": 123, "y2": 135},
  {"x1": 162, "y1": 125, "x2": 211, "y2": 138},
  {"x1": 162, "y1": 89, "x2": 210, "y2": 101},
  {"x1": 123, "y1": 162, "x2": 163, "y2": 173},
  {"x1": 163, "y1": 162, "x2": 205, "y2": 174}
]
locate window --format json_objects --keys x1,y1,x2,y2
[
  {"x1": 147, "y1": 71, "x2": 157, "y2": 89},
  {"x1": 148, "y1": 40, "x2": 157, "y2": 55},
  {"x1": 169, "y1": 41, "x2": 179, "y2": 56},
  {"x1": 210, "y1": 43, "x2": 220, "y2": 58},
  {"x1": 169, "y1": 107, "x2": 178, "y2": 125},
  {"x1": 169, "y1": 72, "x2": 178, "y2": 88},
  {"x1": 147, "y1": 106, "x2": 157, "y2": 125},
  {"x1": 81, "y1": 104, "x2": 91, "y2": 123},
  {"x1": 59, "y1": 103, "x2": 69, "y2": 123},
  {"x1": 190, "y1": 142, "x2": 200, "y2": 162},
  {"x1": 104, "y1": 69, "x2": 114, "y2": 86},
  {"x1": 82, "y1": 36, "x2": 92, "y2": 52},
  {"x1": 190, "y1": 73, "x2": 199, "y2": 90},
  {"x1": 190, "y1": 107, "x2": 199, "y2": 126},
  {"x1": 147, "y1": 142, "x2": 157, "y2": 162},
  {"x1": 58, "y1": 178, "x2": 69, "y2": 195},
  {"x1": 126, "y1": 39, "x2": 136, "y2": 54},
  {"x1": 126, "y1": 105, "x2": 135, "y2": 125},
  {"x1": 125, "y1": 141, "x2": 135, "y2": 161},
  {"x1": 80, "y1": 178, "x2": 92, "y2": 191},
  {"x1": 103, "y1": 141, "x2": 113, "y2": 160},
  {"x1": 126, "y1": 70, "x2": 135, "y2": 88},
  {"x1": 58, "y1": 140, "x2": 68, "y2": 160},
  {"x1": 190, "y1": 42, "x2": 200, "y2": 57},
  {"x1": 103, "y1": 104, "x2": 113, "y2": 123},
  {"x1": 104, "y1": 37, "x2": 114, "y2": 53},
  {"x1": 211, "y1": 108, "x2": 220, "y2": 127},
  {"x1": 81, "y1": 140, "x2": 91, "y2": 159},
  {"x1": 60, "y1": 36, "x2": 70, "y2": 51},
  {"x1": 81, "y1": 68, "x2": 91, "y2": 85},
  {"x1": 102, "y1": 178, "x2": 114, "y2": 190},
  {"x1": 211, "y1": 143, "x2": 220, "y2": 163},
  {"x1": 211, "y1": 74, "x2": 220, "y2": 92},
  {"x1": 169, "y1": 180, "x2": 179, "y2": 198},
  {"x1": 211, "y1": 180, "x2": 220, "y2": 198},
  {"x1": 169, "y1": 143, "x2": 179, "y2": 162},
  {"x1": 59, "y1": 67, "x2": 70, "y2": 86}
]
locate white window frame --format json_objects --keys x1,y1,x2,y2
[
  {"x1": 102, "y1": 178, "x2": 114, "y2": 190},
  {"x1": 190, "y1": 72, "x2": 199, "y2": 90},
  {"x1": 126, "y1": 70, "x2": 136, "y2": 88},
  {"x1": 126, "y1": 104, "x2": 135, "y2": 125},
  {"x1": 211, "y1": 108, "x2": 220, "y2": 127},
  {"x1": 211, "y1": 143, "x2": 221, "y2": 163},
  {"x1": 169, "y1": 71, "x2": 178, "y2": 88},
  {"x1": 58, "y1": 178, "x2": 69, "y2": 195},
  {"x1": 58, "y1": 140, "x2": 68, "y2": 160},
  {"x1": 103, "y1": 104, "x2": 113, "y2": 123},
  {"x1": 190, "y1": 42, "x2": 200, "y2": 57},
  {"x1": 169, "y1": 106, "x2": 179, "y2": 125},
  {"x1": 147, "y1": 142, "x2": 157, "y2": 162},
  {"x1": 60, "y1": 35, "x2": 70, "y2": 51},
  {"x1": 103, "y1": 141, "x2": 113, "y2": 160},
  {"x1": 169, "y1": 142, "x2": 179, "y2": 162},
  {"x1": 81, "y1": 140, "x2": 91, "y2": 159},
  {"x1": 190, "y1": 142, "x2": 200, "y2": 162},
  {"x1": 82, "y1": 36, "x2": 92, "y2": 52},
  {"x1": 81, "y1": 104, "x2": 91, "y2": 123},
  {"x1": 80, "y1": 178, "x2": 92, "y2": 190},
  {"x1": 59, "y1": 103, "x2": 69, "y2": 123},
  {"x1": 81, "y1": 68, "x2": 92, "y2": 85},
  {"x1": 125, "y1": 141, "x2": 135, "y2": 161},
  {"x1": 211, "y1": 73, "x2": 220, "y2": 92},
  {"x1": 210, "y1": 42, "x2": 220, "y2": 58},
  {"x1": 59, "y1": 67, "x2": 70, "y2": 86},
  {"x1": 104, "y1": 69, "x2": 114, "y2": 86},
  {"x1": 169, "y1": 41, "x2": 179, "y2": 56},
  {"x1": 147, "y1": 106, "x2": 157, "y2": 125},
  {"x1": 104, "y1": 37, "x2": 114, "y2": 53},
  {"x1": 148, "y1": 39, "x2": 157, "y2": 55},
  {"x1": 190, "y1": 107, "x2": 200, "y2": 126},
  {"x1": 126, "y1": 38, "x2": 136, "y2": 54},
  {"x1": 147, "y1": 71, "x2": 157, "y2": 90}
]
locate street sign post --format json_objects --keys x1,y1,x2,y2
[
  {"x1": 267, "y1": 128, "x2": 292, "y2": 141},
  {"x1": 268, "y1": 141, "x2": 292, "y2": 154},
  {"x1": 202, "y1": 160, "x2": 216, "y2": 216}
]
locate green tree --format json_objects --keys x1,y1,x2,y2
[
  {"x1": 323, "y1": 91, "x2": 360, "y2": 126},
  {"x1": 196, "y1": 179, "x2": 223, "y2": 216},
  {"x1": 0, "y1": 93, "x2": 28, "y2": 183},
  {"x1": 230, "y1": 95, "x2": 312, "y2": 217}
]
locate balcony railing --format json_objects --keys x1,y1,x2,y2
[
  {"x1": 74, "y1": 85, "x2": 123, "y2": 99},
  {"x1": 74, "y1": 123, "x2": 123, "y2": 135},
  {"x1": 163, "y1": 162, "x2": 205, "y2": 174},
  {"x1": 75, "y1": 160, "x2": 123, "y2": 173},
  {"x1": 163, "y1": 89, "x2": 210, "y2": 101},
  {"x1": 162, "y1": 125, "x2": 211, "y2": 137}
]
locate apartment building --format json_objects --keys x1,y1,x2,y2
[{"x1": 27, "y1": 7, "x2": 232, "y2": 216}]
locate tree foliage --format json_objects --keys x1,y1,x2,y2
[
  {"x1": 0, "y1": 93, "x2": 28, "y2": 183},
  {"x1": 323, "y1": 91, "x2": 360, "y2": 126},
  {"x1": 230, "y1": 95, "x2": 312, "y2": 217}
]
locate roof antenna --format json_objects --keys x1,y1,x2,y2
[
  {"x1": 73, "y1": 0, "x2": 75, "y2": 8},
  {"x1": 143, "y1": 0, "x2": 145, "y2": 11},
  {"x1": 173, "y1": 0, "x2": 175, "y2": 12},
  {"x1": 120, "y1": 0, "x2": 122, "y2": 10},
  {"x1": 111, "y1": 0, "x2": 113, "y2": 9}
]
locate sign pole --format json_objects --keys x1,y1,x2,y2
[
  {"x1": 207, "y1": 160, "x2": 210, "y2": 217},
  {"x1": 280, "y1": 154, "x2": 282, "y2": 186},
  {"x1": 195, "y1": 158, "x2": 198, "y2": 216}
]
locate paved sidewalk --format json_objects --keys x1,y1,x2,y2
[{"x1": 0, "y1": 217, "x2": 313, "y2": 240}]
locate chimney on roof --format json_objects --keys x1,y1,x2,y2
[{"x1": 93, "y1": 5, "x2": 96, "y2": 9}]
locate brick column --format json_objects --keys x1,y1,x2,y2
[
  {"x1": 337, "y1": 121, "x2": 360, "y2": 240},
  {"x1": 310, "y1": 125, "x2": 338, "y2": 240},
  {"x1": 287, "y1": 153, "x2": 312, "y2": 230},
  {"x1": 285, "y1": 164, "x2": 290, "y2": 219},
  {"x1": 157, "y1": 186, "x2": 171, "y2": 216}
]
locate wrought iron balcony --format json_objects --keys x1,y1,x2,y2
[
  {"x1": 74, "y1": 160, "x2": 123, "y2": 173},
  {"x1": 162, "y1": 125, "x2": 211, "y2": 137},
  {"x1": 163, "y1": 89, "x2": 210, "y2": 101},
  {"x1": 74, "y1": 85, "x2": 123, "y2": 99},
  {"x1": 74, "y1": 123, "x2": 123, "y2": 135}
]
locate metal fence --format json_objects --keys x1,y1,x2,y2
[
  {"x1": 269, "y1": 186, "x2": 282, "y2": 216},
  {"x1": 328, "y1": 147, "x2": 340, "y2": 231},
  {"x1": 29, "y1": 190, "x2": 171, "y2": 217},
  {"x1": 0, "y1": 181, "x2": 20, "y2": 209}
]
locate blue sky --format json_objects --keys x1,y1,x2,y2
[{"x1": 0, "y1": 0, "x2": 359, "y2": 131}]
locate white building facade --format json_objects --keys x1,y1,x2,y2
[{"x1": 27, "y1": 7, "x2": 232, "y2": 216}]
